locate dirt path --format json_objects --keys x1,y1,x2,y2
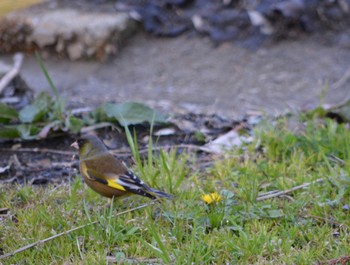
[{"x1": 4, "y1": 32, "x2": 350, "y2": 118}]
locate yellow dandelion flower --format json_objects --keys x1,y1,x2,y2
[{"x1": 201, "y1": 192, "x2": 223, "y2": 204}]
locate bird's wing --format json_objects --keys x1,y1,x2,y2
[
  {"x1": 84, "y1": 169, "x2": 108, "y2": 185},
  {"x1": 106, "y1": 170, "x2": 158, "y2": 199},
  {"x1": 85, "y1": 166, "x2": 155, "y2": 198},
  {"x1": 109, "y1": 171, "x2": 173, "y2": 199},
  {"x1": 83, "y1": 157, "x2": 161, "y2": 199},
  {"x1": 85, "y1": 168, "x2": 127, "y2": 192},
  {"x1": 107, "y1": 169, "x2": 151, "y2": 191}
]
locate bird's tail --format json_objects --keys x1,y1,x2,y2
[{"x1": 150, "y1": 188, "x2": 174, "y2": 200}]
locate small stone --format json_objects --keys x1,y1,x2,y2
[
  {"x1": 67, "y1": 42, "x2": 85, "y2": 60},
  {"x1": 0, "y1": 6, "x2": 136, "y2": 60},
  {"x1": 28, "y1": 27, "x2": 56, "y2": 47},
  {"x1": 55, "y1": 38, "x2": 65, "y2": 52}
]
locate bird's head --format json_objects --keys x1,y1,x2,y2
[{"x1": 71, "y1": 135, "x2": 108, "y2": 159}]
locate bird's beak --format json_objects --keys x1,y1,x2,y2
[{"x1": 71, "y1": 141, "x2": 79, "y2": 149}]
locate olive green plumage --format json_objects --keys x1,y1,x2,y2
[{"x1": 72, "y1": 134, "x2": 173, "y2": 200}]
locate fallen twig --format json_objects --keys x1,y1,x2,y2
[
  {"x1": 2, "y1": 148, "x2": 75, "y2": 156},
  {"x1": 327, "y1": 154, "x2": 345, "y2": 165},
  {"x1": 0, "y1": 53, "x2": 24, "y2": 95},
  {"x1": 0, "y1": 165, "x2": 10, "y2": 173},
  {"x1": 0, "y1": 202, "x2": 154, "y2": 260},
  {"x1": 70, "y1": 107, "x2": 93, "y2": 115},
  {"x1": 0, "y1": 96, "x2": 21, "y2": 104},
  {"x1": 317, "y1": 255, "x2": 350, "y2": 265},
  {"x1": 3, "y1": 144, "x2": 202, "y2": 158},
  {"x1": 106, "y1": 256, "x2": 162, "y2": 264},
  {"x1": 110, "y1": 143, "x2": 203, "y2": 157},
  {"x1": 25, "y1": 161, "x2": 76, "y2": 169},
  {"x1": 80, "y1": 122, "x2": 117, "y2": 133},
  {"x1": 257, "y1": 189, "x2": 280, "y2": 197},
  {"x1": 140, "y1": 143, "x2": 202, "y2": 154},
  {"x1": 256, "y1": 178, "x2": 325, "y2": 201},
  {"x1": 305, "y1": 214, "x2": 345, "y2": 228},
  {"x1": 0, "y1": 207, "x2": 9, "y2": 214},
  {"x1": 277, "y1": 194, "x2": 295, "y2": 202}
]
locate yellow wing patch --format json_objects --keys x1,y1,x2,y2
[
  {"x1": 81, "y1": 162, "x2": 126, "y2": 191},
  {"x1": 106, "y1": 179, "x2": 126, "y2": 191}
]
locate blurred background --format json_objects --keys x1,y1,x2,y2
[
  {"x1": 0, "y1": 0, "x2": 42, "y2": 16},
  {"x1": 1, "y1": 0, "x2": 350, "y2": 118}
]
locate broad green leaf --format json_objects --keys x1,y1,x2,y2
[
  {"x1": 0, "y1": 126, "x2": 20, "y2": 139},
  {"x1": 52, "y1": 96, "x2": 66, "y2": 120},
  {"x1": 66, "y1": 115, "x2": 85, "y2": 133},
  {"x1": 267, "y1": 209, "x2": 284, "y2": 218},
  {"x1": 19, "y1": 105, "x2": 41, "y2": 123},
  {"x1": 100, "y1": 102, "x2": 167, "y2": 126},
  {"x1": 114, "y1": 252, "x2": 126, "y2": 262},
  {"x1": 0, "y1": 124, "x2": 40, "y2": 139},
  {"x1": 32, "y1": 92, "x2": 52, "y2": 110},
  {"x1": 0, "y1": 103, "x2": 18, "y2": 123},
  {"x1": 19, "y1": 92, "x2": 52, "y2": 123},
  {"x1": 17, "y1": 124, "x2": 41, "y2": 139}
]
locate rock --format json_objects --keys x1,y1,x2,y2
[
  {"x1": 67, "y1": 42, "x2": 84, "y2": 61},
  {"x1": 0, "y1": 4, "x2": 137, "y2": 60},
  {"x1": 55, "y1": 38, "x2": 65, "y2": 53},
  {"x1": 28, "y1": 27, "x2": 57, "y2": 47}
]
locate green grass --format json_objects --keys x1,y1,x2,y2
[{"x1": 1, "y1": 117, "x2": 350, "y2": 264}]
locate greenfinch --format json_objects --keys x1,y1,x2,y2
[{"x1": 71, "y1": 134, "x2": 173, "y2": 200}]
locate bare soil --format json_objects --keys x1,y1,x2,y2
[
  {"x1": 12, "y1": 31, "x2": 350, "y2": 118},
  {"x1": 0, "y1": 113, "x2": 244, "y2": 184},
  {"x1": 1, "y1": 1, "x2": 350, "y2": 185}
]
